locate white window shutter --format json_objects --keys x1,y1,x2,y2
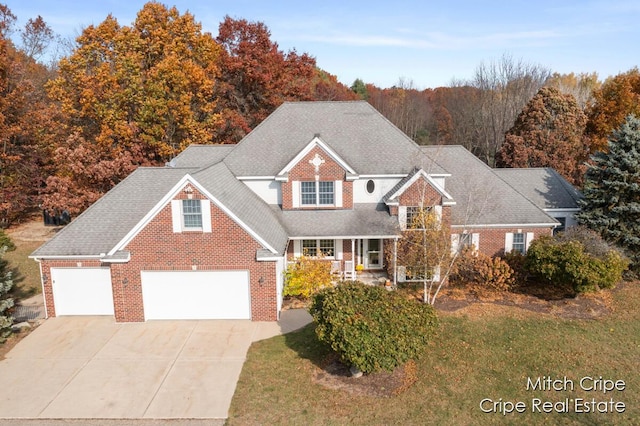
[
  {"x1": 472, "y1": 233, "x2": 480, "y2": 252},
  {"x1": 201, "y1": 199, "x2": 212, "y2": 233},
  {"x1": 171, "y1": 200, "x2": 182, "y2": 233},
  {"x1": 504, "y1": 232, "x2": 513, "y2": 253},
  {"x1": 397, "y1": 265, "x2": 406, "y2": 283},
  {"x1": 293, "y1": 240, "x2": 301, "y2": 257},
  {"x1": 399, "y1": 206, "x2": 407, "y2": 230},
  {"x1": 526, "y1": 232, "x2": 534, "y2": 251},
  {"x1": 450, "y1": 234, "x2": 460, "y2": 255},
  {"x1": 292, "y1": 181, "x2": 300, "y2": 208},
  {"x1": 434, "y1": 205, "x2": 443, "y2": 222},
  {"x1": 335, "y1": 180, "x2": 343, "y2": 207},
  {"x1": 336, "y1": 239, "x2": 343, "y2": 260}
]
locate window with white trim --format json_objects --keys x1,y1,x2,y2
[
  {"x1": 512, "y1": 233, "x2": 526, "y2": 254},
  {"x1": 459, "y1": 233, "x2": 473, "y2": 250},
  {"x1": 302, "y1": 239, "x2": 335, "y2": 257},
  {"x1": 406, "y1": 206, "x2": 432, "y2": 229},
  {"x1": 182, "y1": 199, "x2": 202, "y2": 229},
  {"x1": 300, "y1": 181, "x2": 334, "y2": 206}
]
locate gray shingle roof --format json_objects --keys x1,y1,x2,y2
[
  {"x1": 32, "y1": 163, "x2": 289, "y2": 258},
  {"x1": 421, "y1": 146, "x2": 558, "y2": 227},
  {"x1": 170, "y1": 144, "x2": 235, "y2": 168},
  {"x1": 223, "y1": 101, "x2": 448, "y2": 176},
  {"x1": 192, "y1": 162, "x2": 288, "y2": 254},
  {"x1": 32, "y1": 167, "x2": 198, "y2": 257},
  {"x1": 274, "y1": 204, "x2": 399, "y2": 238},
  {"x1": 493, "y1": 168, "x2": 583, "y2": 210}
]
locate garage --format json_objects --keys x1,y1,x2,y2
[
  {"x1": 51, "y1": 268, "x2": 115, "y2": 316},
  {"x1": 141, "y1": 270, "x2": 251, "y2": 320}
]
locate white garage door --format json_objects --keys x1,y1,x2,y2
[
  {"x1": 51, "y1": 268, "x2": 115, "y2": 316},
  {"x1": 141, "y1": 271, "x2": 251, "y2": 320}
]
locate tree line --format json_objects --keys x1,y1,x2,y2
[{"x1": 1, "y1": 2, "x2": 639, "y2": 227}]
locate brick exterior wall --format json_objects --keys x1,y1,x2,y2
[
  {"x1": 282, "y1": 145, "x2": 353, "y2": 210},
  {"x1": 397, "y1": 177, "x2": 443, "y2": 208},
  {"x1": 40, "y1": 185, "x2": 279, "y2": 322},
  {"x1": 455, "y1": 227, "x2": 554, "y2": 257}
]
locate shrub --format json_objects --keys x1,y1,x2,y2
[
  {"x1": 525, "y1": 235, "x2": 628, "y2": 294},
  {"x1": 450, "y1": 248, "x2": 515, "y2": 291},
  {"x1": 0, "y1": 230, "x2": 15, "y2": 252},
  {"x1": 309, "y1": 281, "x2": 438, "y2": 374},
  {"x1": 0, "y1": 249, "x2": 14, "y2": 341},
  {"x1": 284, "y1": 256, "x2": 332, "y2": 299}
]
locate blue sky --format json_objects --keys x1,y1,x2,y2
[{"x1": 5, "y1": 0, "x2": 640, "y2": 89}]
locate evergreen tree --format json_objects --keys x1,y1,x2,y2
[
  {"x1": 577, "y1": 115, "x2": 640, "y2": 269},
  {"x1": 0, "y1": 248, "x2": 14, "y2": 341}
]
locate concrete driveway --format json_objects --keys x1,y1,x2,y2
[{"x1": 0, "y1": 311, "x2": 311, "y2": 420}]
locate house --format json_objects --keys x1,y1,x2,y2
[
  {"x1": 493, "y1": 168, "x2": 583, "y2": 234},
  {"x1": 31, "y1": 101, "x2": 576, "y2": 322}
]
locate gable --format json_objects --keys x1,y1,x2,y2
[
  {"x1": 111, "y1": 170, "x2": 287, "y2": 256},
  {"x1": 383, "y1": 168, "x2": 455, "y2": 207},
  {"x1": 277, "y1": 136, "x2": 356, "y2": 178}
]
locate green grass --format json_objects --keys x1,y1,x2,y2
[
  {"x1": 228, "y1": 284, "x2": 640, "y2": 425},
  {"x1": 3, "y1": 240, "x2": 42, "y2": 300}
]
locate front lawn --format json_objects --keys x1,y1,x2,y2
[{"x1": 228, "y1": 283, "x2": 640, "y2": 425}]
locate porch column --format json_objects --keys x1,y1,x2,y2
[
  {"x1": 351, "y1": 238, "x2": 355, "y2": 274},
  {"x1": 393, "y1": 237, "x2": 398, "y2": 288}
]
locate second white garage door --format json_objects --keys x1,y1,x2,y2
[{"x1": 141, "y1": 271, "x2": 251, "y2": 320}]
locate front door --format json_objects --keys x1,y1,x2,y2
[{"x1": 364, "y1": 239, "x2": 383, "y2": 269}]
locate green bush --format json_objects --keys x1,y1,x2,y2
[
  {"x1": 0, "y1": 249, "x2": 14, "y2": 341},
  {"x1": 284, "y1": 256, "x2": 331, "y2": 299},
  {"x1": 450, "y1": 248, "x2": 514, "y2": 291},
  {"x1": 0, "y1": 230, "x2": 15, "y2": 252},
  {"x1": 309, "y1": 281, "x2": 438, "y2": 374},
  {"x1": 525, "y1": 235, "x2": 628, "y2": 294}
]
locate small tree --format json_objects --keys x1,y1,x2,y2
[
  {"x1": 309, "y1": 281, "x2": 438, "y2": 374},
  {"x1": 0, "y1": 248, "x2": 14, "y2": 341},
  {"x1": 577, "y1": 115, "x2": 640, "y2": 270},
  {"x1": 283, "y1": 255, "x2": 331, "y2": 299},
  {"x1": 388, "y1": 207, "x2": 451, "y2": 305}
]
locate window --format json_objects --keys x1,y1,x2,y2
[
  {"x1": 300, "y1": 181, "x2": 334, "y2": 206},
  {"x1": 512, "y1": 233, "x2": 526, "y2": 254},
  {"x1": 318, "y1": 182, "x2": 334, "y2": 205},
  {"x1": 301, "y1": 182, "x2": 316, "y2": 205},
  {"x1": 302, "y1": 239, "x2": 335, "y2": 257},
  {"x1": 459, "y1": 233, "x2": 473, "y2": 250},
  {"x1": 406, "y1": 206, "x2": 432, "y2": 229},
  {"x1": 366, "y1": 179, "x2": 375, "y2": 194},
  {"x1": 182, "y1": 199, "x2": 202, "y2": 229}
]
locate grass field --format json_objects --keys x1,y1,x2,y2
[
  {"x1": 3, "y1": 239, "x2": 42, "y2": 300},
  {"x1": 228, "y1": 283, "x2": 639, "y2": 425}
]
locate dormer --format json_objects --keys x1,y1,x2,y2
[
  {"x1": 280, "y1": 136, "x2": 357, "y2": 210},
  {"x1": 383, "y1": 167, "x2": 455, "y2": 229}
]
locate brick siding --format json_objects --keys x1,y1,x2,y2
[{"x1": 40, "y1": 185, "x2": 279, "y2": 322}]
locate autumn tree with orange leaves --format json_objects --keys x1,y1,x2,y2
[
  {"x1": 0, "y1": 5, "x2": 60, "y2": 225},
  {"x1": 496, "y1": 87, "x2": 589, "y2": 186},
  {"x1": 586, "y1": 68, "x2": 640, "y2": 153},
  {"x1": 43, "y1": 3, "x2": 222, "y2": 215}
]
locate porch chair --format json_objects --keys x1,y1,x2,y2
[
  {"x1": 343, "y1": 260, "x2": 355, "y2": 280},
  {"x1": 330, "y1": 260, "x2": 342, "y2": 280}
]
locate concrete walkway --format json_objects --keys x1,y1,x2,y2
[{"x1": 0, "y1": 310, "x2": 312, "y2": 420}]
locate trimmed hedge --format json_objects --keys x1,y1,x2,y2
[{"x1": 309, "y1": 281, "x2": 438, "y2": 374}]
